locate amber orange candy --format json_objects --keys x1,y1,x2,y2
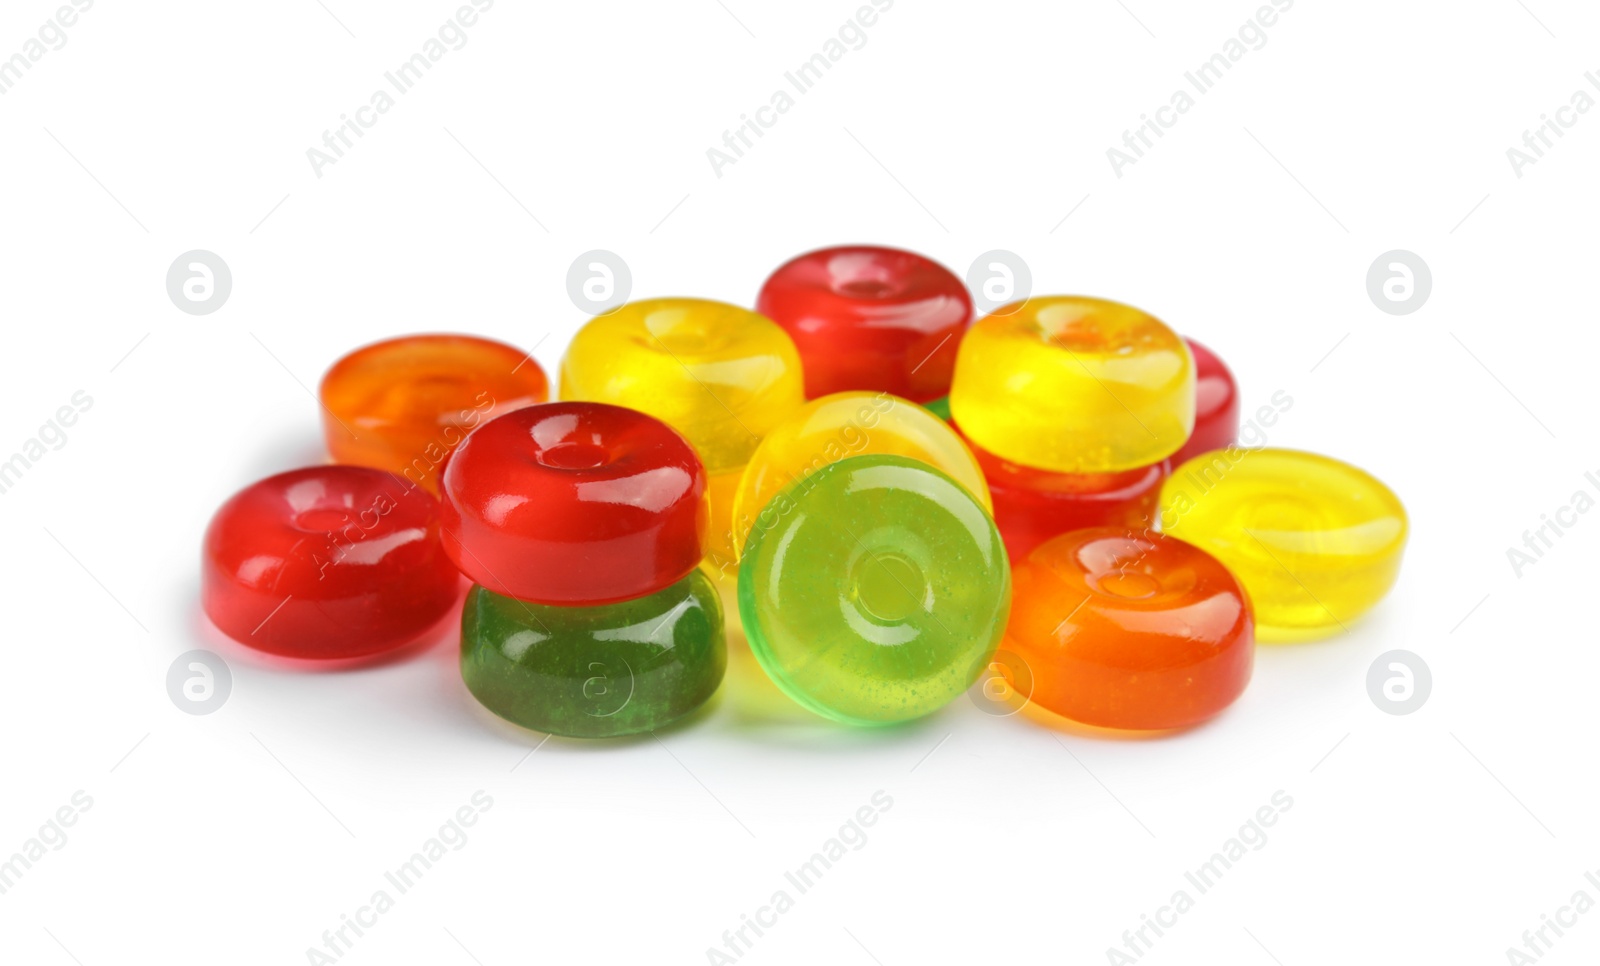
[
  {"x1": 1004, "y1": 527, "x2": 1253, "y2": 731},
  {"x1": 320, "y1": 334, "x2": 549, "y2": 492}
]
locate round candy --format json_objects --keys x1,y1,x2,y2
[
  {"x1": 439, "y1": 402, "x2": 708, "y2": 606},
  {"x1": 954, "y1": 422, "x2": 1166, "y2": 563},
  {"x1": 731, "y1": 391, "x2": 991, "y2": 554},
  {"x1": 201, "y1": 466, "x2": 460, "y2": 659},
  {"x1": 739, "y1": 454, "x2": 1011, "y2": 726},
  {"x1": 560, "y1": 298, "x2": 804, "y2": 586},
  {"x1": 1160, "y1": 448, "x2": 1407, "y2": 641},
  {"x1": 1004, "y1": 528, "x2": 1253, "y2": 730},
  {"x1": 462, "y1": 570, "x2": 724, "y2": 738},
  {"x1": 1171, "y1": 338, "x2": 1240, "y2": 467},
  {"x1": 756, "y1": 245, "x2": 971, "y2": 402},
  {"x1": 949, "y1": 296, "x2": 1194, "y2": 473},
  {"x1": 320, "y1": 334, "x2": 549, "y2": 493},
  {"x1": 559, "y1": 298, "x2": 804, "y2": 473}
]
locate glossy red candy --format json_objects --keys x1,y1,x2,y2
[
  {"x1": 1172, "y1": 338, "x2": 1240, "y2": 466},
  {"x1": 439, "y1": 402, "x2": 708, "y2": 606},
  {"x1": 756, "y1": 245, "x2": 972, "y2": 402},
  {"x1": 201, "y1": 466, "x2": 461, "y2": 659},
  {"x1": 954, "y1": 423, "x2": 1167, "y2": 563}
]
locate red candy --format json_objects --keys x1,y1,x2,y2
[
  {"x1": 1172, "y1": 338, "x2": 1240, "y2": 466},
  {"x1": 954, "y1": 423, "x2": 1167, "y2": 563},
  {"x1": 439, "y1": 402, "x2": 708, "y2": 606},
  {"x1": 201, "y1": 466, "x2": 461, "y2": 659},
  {"x1": 756, "y1": 245, "x2": 972, "y2": 402}
]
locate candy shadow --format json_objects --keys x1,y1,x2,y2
[
  {"x1": 458, "y1": 685, "x2": 726, "y2": 754},
  {"x1": 1009, "y1": 695, "x2": 1226, "y2": 741},
  {"x1": 236, "y1": 428, "x2": 331, "y2": 485}
]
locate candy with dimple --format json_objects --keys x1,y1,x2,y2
[
  {"x1": 949, "y1": 296, "x2": 1194, "y2": 473},
  {"x1": 739, "y1": 454, "x2": 1010, "y2": 726},
  {"x1": 202, "y1": 466, "x2": 461, "y2": 659},
  {"x1": 439, "y1": 402, "x2": 708, "y2": 607},
  {"x1": 559, "y1": 298, "x2": 804, "y2": 585},
  {"x1": 1161, "y1": 448, "x2": 1407, "y2": 641},
  {"x1": 461, "y1": 570, "x2": 725, "y2": 738},
  {"x1": 1003, "y1": 528, "x2": 1253, "y2": 730},
  {"x1": 756, "y1": 245, "x2": 971, "y2": 403},
  {"x1": 1171, "y1": 338, "x2": 1240, "y2": 467},
  {"x1": 320, "y1": 334, "x2": 549, "y2": 493},
  {"x1": 954, "y1": 421, "x2": 1166, "y2": 563},
  {"x1": 731, "y1": 391, "x2": 991, "y2": 553}
]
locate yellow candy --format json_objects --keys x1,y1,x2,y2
[
  {"x1": 730, "y1": 391, "x2": 992, "y2": 554},
  {"x1": 1160, "y1": 448, "x2": 1407, "y2": 642},
  {"x1": 949, "y1": 296, "x2": 1194, "y2": 473},
  {"x1": 560, "y1": 298, "x2": 805, "y2": 587}
]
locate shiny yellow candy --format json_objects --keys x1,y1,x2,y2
[
  {"x1": 560, "y1": 298, "x2": 805, "y2": 586},
  {"x1": 1160, "y1": 448, "x2": 1407, "y2": 642},
  {"x1": 949, "y1": 296, "x2": 1194, "y2": 473},
  {"x1": 730, "y1": 391, "x2": 992, "y2": 554}
]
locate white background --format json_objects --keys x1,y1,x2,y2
[{"x1": 1, "y1": 1, "x2": 1596, "y2": 963}]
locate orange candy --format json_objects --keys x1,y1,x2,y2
[
  {"x1": 320, "y1": 334, "x2": 549, "y2": 492},
  {"x1": 1004, "y1": 528, "x2": 1253, "y2": 731}
]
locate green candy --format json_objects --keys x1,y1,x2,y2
[
  {"x1": 921, "y1": 395, "x2": 952, "y2": 421},
  {"x1": 461, "y1": 570, "x2": 725, "y2": 738},
  {"x1": 738, "y1": 454, "x2": 1011, "y2": 726}
]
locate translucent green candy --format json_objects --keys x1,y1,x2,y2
[
  {"x1": 461, "y1": 570, "x2": 724, "y2": 738},
  {"x1": 738, "y1": 454, "x2": 1011, "y2": 726}
]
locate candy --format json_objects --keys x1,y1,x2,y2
[
  {"x1": 756, "y1": 245, "x2": 971, "y2": 402},
  {"x1": 559, "y1": 298, "x2": 804, "y2": 585},
  {"x1": 739, "y1": 454, "x2": 1010, "y2": 725},
  {"x1": 1171, "y1": 338, "x2": 1240, "y2": 467},
  {"x1": 954, "y1": 422, "x2": 1166, "y2": 563},
  {"x1": 1003, "y1": 528, "x2": 1253, "y2": 730},
  {"x1": 320, "y1": 334, "x2": 548, "y2": 493},
  {"x1": 461, "y1": 570, "x2": 724, "y2": 738},
  {"x1": 1160, "y1": 448, "x2": 1407, "y2": 641},
  {"x1": 731, "y1": 391, "x2": 991, "y2": 554},
  {"x1": 201, "y1": 466, "x2": 460, "y2": 659},
  {"x1": 439, "y1": 402, "x2": 707, "y2": 606},
  {"x1": 949, "y1": 296, "x2": 1194, "y2": 473}
]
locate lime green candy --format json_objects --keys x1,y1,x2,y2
[
  {"x1": 738, "y1": 454, "x2": 1011, "y2": 725},
  {"x1": 461, "y1": 571, "x2": 725, "y2": 738}
]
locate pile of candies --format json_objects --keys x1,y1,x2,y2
[{"x1": 201, "y1": 245, "x2": 1407, "y2": 737}]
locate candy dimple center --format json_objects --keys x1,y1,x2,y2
[
  {"x1": 1093, "y1": 570, "x2": 1161, "y2": 600},
  {"x1": 540, "y1": 442, "x2": 609, "y2": 470},
  {"x1": 294, "y1": 507, "x2": 353, "y2": 532},
  {"x1": 852, "y1": 551, "x2": 927, "y2": 623},
  {"x1": 643, "y1": 308, "x2": 730, "y2": 354},
  {"x1": 839, "y1": 278, "x2": 895, "y2": 299}
]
